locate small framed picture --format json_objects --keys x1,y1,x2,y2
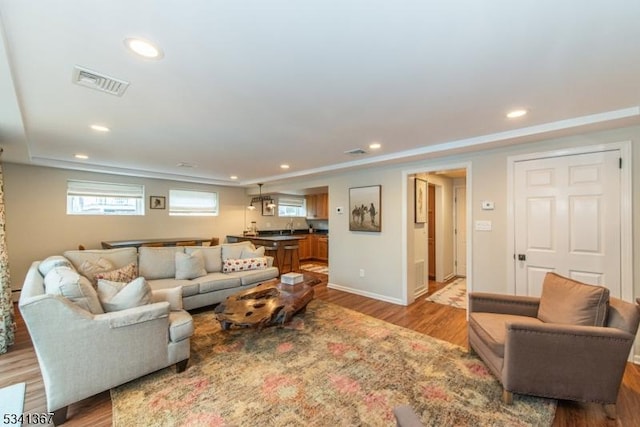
[
  {"x1": 150, "y1": 196, "x2": 166, "y2": 210},
  {"x1": 414, "y1": 178, "x2": 427, "y2": 224},
  {"x1": 262, "y1": 199, "x2": 276, "y2": 216},
  {"x1": 349, "y1": 185, "x2": 381, "y2": 232}
]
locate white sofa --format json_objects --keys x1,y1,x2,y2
[
  {"x1": 19, "y1": 263, "x2": 194, "y2": 425},
  {"x1": 50, "y1": 240, "x2": 279, "y2": 310}
]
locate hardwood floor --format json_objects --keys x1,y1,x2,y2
[{"x1": 2, "y1": 273, "x2": 638, "y2": 426}]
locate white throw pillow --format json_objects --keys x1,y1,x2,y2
[
  {"x1": 78, "y1": 258, "x2": 114, "y2": 285},
  {"x1": 221, "y1": 241, "x2": 255, "y2": 260},
  {"x1": 175, "y1": 250, "x2": 207, "y2": 280},
  {"x1": 241, "y1": 246, "x2": 266, "y2": 259},
  {"x1": 38, "y1": 255, "x2": 75, "y2": 276},
  {"x1": 186, "y1": 246, "x2": 222, "y2": 273},
  {"x1": 97, "y1": 277, "x2": 152, "y2": 312},
  {"x1": 44, "y1": 267, "x2": 104, "y2": 314}
]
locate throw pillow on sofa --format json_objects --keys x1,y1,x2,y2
[
  {"x1": 44, "y1": 266, "x2": 104, "y2": 314},
  {"x1": 186, "y1": 246, "x2": 222, "y2": 273},
  {"x1": 78, "y1": 258, "x2": 114, "y2": 285},
  {"x1": 94, "y1": 263, "x2": 138, "y2": 283},
  {"x1": 221, "y1": 241, "x2": 255, "y2": 260},
  {"x1": 241, "y1": 246, "x2": 265, "y2": 259},
  {"x1": 175, "y1": 250, "x2": 207, "y2": 280},
  {"x1": 97, "y1": 277, "x2": 152, "y2": 312},
  {"x1": 38, "y1": 255, "x2": 75, "y2": 276},
  {"x1": 223, "y1": 257, "x2": 267, "y2": 273}
]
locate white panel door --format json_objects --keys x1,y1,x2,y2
[
  {"x1": 514, "y1": 150, "x2": 621, "y2": 297},
  {"x1": 455, "y1": 186, "x2": 467, "y2": 276}
]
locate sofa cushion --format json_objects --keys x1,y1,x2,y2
[
  {"x1": 97, "y1": 277, "x2": 152, "y2": 312},
  {"x1": 241, "y1": 246, "x2": 265, "y2": 258},
  {"x1": 139, "y1": 247, "x2": 184, "y2": 280},
  {"x1": 175, "y1": 250, "x2": 207, "y2": 280},
  {"x1": 469, "y1": 312, "x2": 544, "y2": 357},
  {"x1": 537, "y1": 273, "x2": 609, "y2": 326},
  {"x1": 168, "y1": 310, "x2": 194, "y2": 343},
  {"x1": 146, "y1": 278, "x2": 199, "y2": 297},
  {"x1": 95, "y1": 263, "x2": 138, "y2": 283},
  {"x1": 78, "y1": 258, "x2": 114, "y2": 285},
  {"x1": 44, "y1": 267, "x2": 104, "y2": 314},
  {"x1": 64, "y1": 247, "x2": 137, "y2": 271},
  {"x1": 151, "y1": 286, "x2": 183, "y2": 311},
  {"x1": 191, "y1": 272, "x2": 241, "y2": 293},
  {"x1": 38, "y1": 255, "x2": 75, "y2": 276},
  {"x1": 222, "y1": 257, "x2": 267, "y2": 273},
  {"x1": 186, "y1": 245, "x2": 222, "y2": 273},
  {"x1": 221, "y1": 241, "x2": 254, "y2": 260},
  {"x1": 235, "y1": 266, "x2": 280, "y2": 286}
]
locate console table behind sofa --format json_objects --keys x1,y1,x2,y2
[{"x1": 101, "y1": 237, "x2": 216, "y2": 249}]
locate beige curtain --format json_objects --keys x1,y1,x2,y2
[{"x1": 0, "y1": 158, "x2": 15, "y2": 355}]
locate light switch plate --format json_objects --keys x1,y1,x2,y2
[{"x1": 475, "y1": 220, "x2": 492, "y2": 231}]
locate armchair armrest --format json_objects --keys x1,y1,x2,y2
[
  {"x1": 95, "y1": 301, "x2": 170, "y2": 328},
  {"x1": 469, "y1": 292, "x2": 540, "y2": 317},
  {"x1": 503, "y1": 321, "x2": 634, "y2": 402}
]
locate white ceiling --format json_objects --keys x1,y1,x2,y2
[{"x1": 1, "y1": 1, "x2": 639, "y2": 186}]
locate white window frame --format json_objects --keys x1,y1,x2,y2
[
  {"x1": 67, "y1": 180, "x2": 145, "y2": 216},
  {"x1": 277, "y1": 196, "x2": 306, "y2": 217},
  {"x1": 169, "y1": 189, "x2": 219, "y2": 216}
]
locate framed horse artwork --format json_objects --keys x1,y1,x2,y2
[{"x1": 349, "y1": 185, "x2": 381, "y2": 232}]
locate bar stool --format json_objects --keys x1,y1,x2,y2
[
  {"x1": 282, "y1": 244, "x2": 300, "y2": 273},
  {"x1": 263, "y1": 244, "x2": 279, "y2": 272}
]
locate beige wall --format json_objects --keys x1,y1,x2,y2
[
  {"x1": 5, "y1": 125, "x2": 639, "y2": 310},
  {"x1": 3, "y1": 164, "x2": 249, "y2": 292}
]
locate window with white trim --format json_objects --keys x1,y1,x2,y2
[
  {"x1": 67, "y1": 180, "x2": 144, "y2": 215},
  {"x1": 169, "y1": 189, "x2": 218, "y2": 216},
  {"x1": 277, "y1": 196, "x2": 306, "y2": 217}
]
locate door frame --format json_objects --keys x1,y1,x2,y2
[
  {"x1": 402, "y1": 161, "x2": 472, "y2": 305},
  {"x1": 506, "y1": 141, "x2": 632, "y2": 302}
]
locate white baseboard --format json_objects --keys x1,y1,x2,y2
[
  {"x1": 634, "y1": 355, "x2": 640, "y2": 365},
  {"x1": 327, "y1": 282, "x2": 404, "y2": 306}
]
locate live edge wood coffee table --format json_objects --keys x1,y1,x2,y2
[{"x1": 214, "y1": 276, "x2": 319, "y2": 330}]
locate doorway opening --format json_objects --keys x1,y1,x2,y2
[{"x1": 405, "y1": 163, "x2": 471, "y2": 305}]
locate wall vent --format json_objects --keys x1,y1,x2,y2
[
  {"x1": 344, "y1": 148, "x2": 368, "y2": 155},
  {"x1": 72, "y1": 65, "x2": 129, "y2": 96}
]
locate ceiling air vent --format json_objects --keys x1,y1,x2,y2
[
  {"x1": 344, "y1": 148, "x2": 368, "y2": 155},
  {"x1": 72, "y1": 65, "x2": 130, "y2": 96}
]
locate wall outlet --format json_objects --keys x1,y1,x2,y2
[{"x1": 359, "y1": 269, "x2": 365, "y2": 277}]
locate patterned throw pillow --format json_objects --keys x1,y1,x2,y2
[
  {"x1": 94, "y1": 263, "x2": 138, "y2": 284},
  {"x1": 222, "y1": 257, "x2": 267, "y2": 273}
]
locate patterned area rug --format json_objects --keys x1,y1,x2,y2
[
  {"x1": 426, "y1": 277, "x2": 467, "y2": 309},
  {"x1": 111, "y1": 300, "x2": 555, "y2": 426},
  {"x1": 300, "y1": 263, "x2": 329, "y2": 275}
]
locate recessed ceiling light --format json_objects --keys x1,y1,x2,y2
[
  {"x1": 74, "y1": 154, "x2": 88, "y2": 160},
  {"x1": 369, "y1": 142, "x2": 381, "y2": 150},
  {"x1": 124, "y1": 38, "x2": 164, "y2": 59},
  {"x1": 506, "y1": 109, "x2": 528, "y2": 119},
  {"x1": 280, "y1": 164, "x2": 290, "y2": 169},
  {"x1": 230, "y1": 175, "x2": 238, "y2": 180},
  {"x1": 90, "y1": 124, "x2": 110, "y2": 132}
]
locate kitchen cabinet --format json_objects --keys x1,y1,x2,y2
[
  {"x1": 299, "y1": 236, "x2": 311, "y2": 260},
  {"x1": 299, "y1": 234, "x2": 328, "y2": 261},
  {"x1": 317, "y1": 236, "x2": 328, "y2": 261},
  {"x1": 306, "y1": 193, "x2": 328, "y2": 220}
]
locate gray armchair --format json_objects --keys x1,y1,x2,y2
[
  {"x1": 19, "y1": 261, "x2": 193, "y2": 425},
  {"x1": 468, "y1": 273, "x2": 640, "y2": 420}
]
